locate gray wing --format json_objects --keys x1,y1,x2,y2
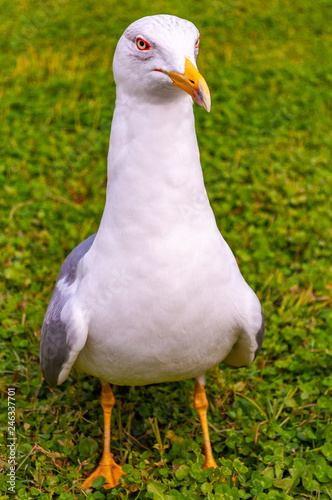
[
  {"x1": 254, "y1": 312, "x2": 264, "y2": 359},
  {"x1": 224, "y1": 308, "x2": 264, "y2": 368},
  {"x1": 40, "y1": 233, "x2": 96, "y2": 386}
]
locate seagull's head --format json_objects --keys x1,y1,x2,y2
[{"x1": 113, "y1": 15, "x2": 211, "y2": 112}]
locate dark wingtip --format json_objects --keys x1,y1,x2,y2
[
  {"x1": 39, "y1": 320, "x2": 68, "y2": 387},
  {"x1": 254, "y1": 310, "x2": 265, "y2": 359},
  {"x1": 39, "y1": 351, "x2": 60, "y2": 387}
]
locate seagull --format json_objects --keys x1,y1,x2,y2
[{"x1": 40, "y1": 14, "x2": 264, "y2": 490}]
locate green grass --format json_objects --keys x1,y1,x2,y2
[{"x1": 1, "y1": 0, "x2": 332, "y2": 498}]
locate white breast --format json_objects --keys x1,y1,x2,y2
[
  {"x1": 73, "y1": 97, "x2": 262, "y2": 385},
  {"x1": 74, "y1": 215, "x2": 260, "y2": 385}
]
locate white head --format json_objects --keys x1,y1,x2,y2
[{"x1": 113, "y1": 15, "x2": 211, "y2": 111}]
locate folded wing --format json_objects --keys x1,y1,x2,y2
[{"x1": 40, "y1": 234, "x2": 96, "y2": 386}]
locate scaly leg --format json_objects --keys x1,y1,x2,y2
[
  {"x1": 82, "y1": 382, "x2": 124, "y2": 489},
  {"x1": 194, "y1": 379, "x2": 217, "y2": 469}
]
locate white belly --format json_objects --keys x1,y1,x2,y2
[{"x1": 74, "y1": 226, "x2": 261, "y2": 385}]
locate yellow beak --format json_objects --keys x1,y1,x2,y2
[{"x1": 158, "y1": 58, "x2": 211, "y2": 112}]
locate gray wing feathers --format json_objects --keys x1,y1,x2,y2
[
  {"x1": 224, "y1": 308, "x2": 264, "y2": 368},
  {"x1": 40, "y1": 233, "x2": 96, "y2": 386},
  {"x1": 254, "y1": 311, "x2": 264, "y2": 359}
]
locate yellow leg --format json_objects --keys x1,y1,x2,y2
[
  {"x1": 194, "y1": 380, "x2": 218, "y2": 469},
  {"x1": 82, "y1": 382, "x2": 124, "y2": 490}
]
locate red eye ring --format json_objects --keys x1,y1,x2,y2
[
  {"x1": 195, "y1": 36, "x2": 200, "y2": 49},
  {"x1": 136, "y1": 37, "x2": 151, "y2": 51}
]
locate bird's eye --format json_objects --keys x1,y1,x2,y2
[
  {"x1": 136, "y1": 37, "x2": 150, "y2": 51},
  {"x1": 195, "y1": 36, "x2": 200, "y2": 50}
]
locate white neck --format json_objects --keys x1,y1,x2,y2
[{"x1": 98, "y1": 92, "x2": 212, "y2": 237}]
